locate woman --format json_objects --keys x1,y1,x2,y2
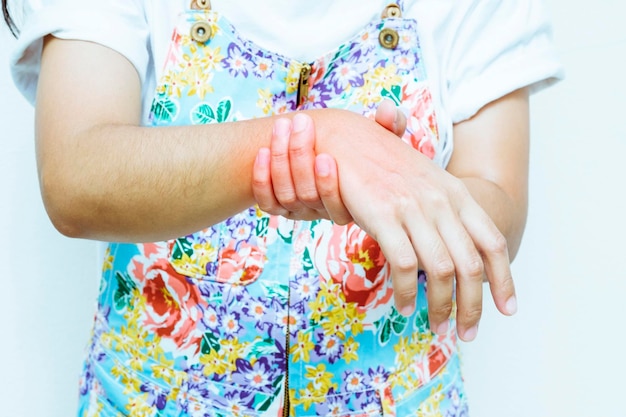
[{"x1": 3, "y1": 0, "x2": 563, "y2": 415}]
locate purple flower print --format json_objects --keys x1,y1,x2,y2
[
  {"x1": 304, "y1": 82, "x2": 333, "y2": 109},
  {"x1": 326, "y1": 53, "x2": 368, "y2": 94},
  {"x1": 140, "y1": 382, "x2": 168, "y2": 410},
  {"x1": 314, "y1": 393, "x2": 349, "y2": 417},
  {"x1": 313, "y1": 328, "x2": 344, "y2": 364},
  {"x1": 252, "y1": 55, "x2": 275, "y2": 79},
  {"x1": 220, "y1": 310, "x2": 245, "y2": 339},
  {"x1": 342, "y1": 370, "x2": 367, "y2": 393},
  {"x1": 231, "y1": 357, "x2": 277, "y2": 394},
  {"x1": 223, "y1": 42, "x2": 253, "y2": 78},
  {"x1": 366, "y1": 365, "x2": 390, "y2": 390}
]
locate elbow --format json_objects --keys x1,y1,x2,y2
[{"x1": 38, "y1": 170, "x2": 92, "y2": 239}]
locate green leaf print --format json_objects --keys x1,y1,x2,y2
[
  {"x1": 301, "y1": 247, "x2": 314, "y2": 271},
  {"x1": 216, "y1": 98, "x2": 232, "y2": 122},
  {"x1": 190, "y1": 103, "x2": 216, "y2": 125},
  {"x1": 171, "y1": 237, "x2": 194, "y2": 261},
  {"x1": 262, "y1": 282, "x2": 289, "y2": 301},
  {"x1": 389, "y1": 306, "x2": 409, "y2": 335},
  {"x1": 190, "y1": 98, "x2": 233, "y2": 125},
  {"x1": 379, "y1": 317, "x2": 392, "y2": 345},
  {"x1": 381, "y1": 84, "x2": 402, "y2": 106},
  {"x1": 150, "y1": 93, "x2": 180, "y2": 124},
  {"x1": 256, "y1": 374, "x2": 284, "y2": 411},
  {"x1": 277, "y1": 226, "x2": 293, "y2": 244},
  {"x1": 113, "y1": 272, "x2": 137, "y2": 311},
  {"x1": 201, "y1": 331, "x2": 221, "y2": 354},
  {"x1": 249, "y1": 338, "x2": 279, "y2": 357},
  {"x1": 414, "y1": 308, "x2": 431, "y2": 333},
  {"x1": 256, "y1": 216, "x2": 269, "y2": 236}
]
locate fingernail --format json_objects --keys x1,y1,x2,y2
[
  {"x1": 435, "y1": 320, "x2": 449, "y2": 335},
  {"x1": 400, "y1": 303, "x2": 415, "y2": 317},
  {"x1": 292, "y1": 113, "x2": 309, "y2": 133},
  {"x1": 273, "y1": 118, "x2": 291, "y2": 137},
  {"x1": 462, "y1": 325, "x2": 478, "y2": 342},
  {"x1": 506, "y1": 295, "x2": 518, "y2": 315}
]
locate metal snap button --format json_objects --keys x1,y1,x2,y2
[
  {"x1": 191, "y1": 0, "x2": 211, "y2": 10},
  {"x1": 379, "y1": 28, "x2": 399, "y2": 49},
  {"x1": 382, "y1": 4, "x2": 402, "y2": 18},
  {"x1": 190, "y1": 21, "x2": 212, "y2": 43}
]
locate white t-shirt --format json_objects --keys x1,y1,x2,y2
[{"x1": 10, "y1": 0, "x2": 564, "y2": 158}]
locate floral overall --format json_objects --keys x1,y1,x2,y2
[{"x1": 77, "y1": 1, "x2": 469, "y2": 416}]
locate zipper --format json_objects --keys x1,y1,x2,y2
[
  {"x1": 296, "y1": 63, "x2": 312, "y2": 108},
  {"x1": 283, "y1": 285, "x2": 291, "y2": 417}
]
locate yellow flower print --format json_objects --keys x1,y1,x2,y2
[
  {"x1": 354, "y1": 79, "x2": 384, "y2": 107},
  {"x1": 394, "y1": 335, "x2": 414, "y2": 370},
  {"x1": 160, "y1": 70, "x2": 186, "y2": 98},
  {"x1": 186, "y1": 67, "x2": 215, "y2": 100},
  {"x1": 344, "y1": 303, "x2": 365, "y2": 335},
  {"x1": 102, "y1": 248, "x2": 113, "y2": 272},
  {"x1": 128, "y1": 353, "x2": 145, "y2": 373},
  {"x1": 304, "y1": 363, "x2": 337, "y2": 395},
  {"x1": 171, "y1": 252, "x2": 207, "y2": 277},
  {"x1": 290, "y1": 330, "x2": 315, "y2": 363},
  {"x1": 125, "y1": 394, "x2": 154, "y2": 417},
  {"x1": 152, "y1": 363, "x2": 184, "y2": 386},
  {"x1": 293, "y1": 387, "x2": 317, "y2": 412},
  {"x1": 285, "y1": 62, "x2": 301, "y2": 95},
  {"x1": 365, "y1": 64, "x2": 402, "y2": 92},
  {"x1": 342, "y1": 336, "x2": 359, "y2": 363},
  {"x1": 110, "y1": 362, "x2": 141, "y2": 395},
  {"x1": 308, "y1": 295, "x2": 328, "y2": 323},
  {"x1": 257, "y1": 88, "x2": 273, "y2": 114},
  {"x1": 200, "y1": 349, "x2": 228, "y2": 376},
  {"x1": 220, "y1": 338, "x2": 249, "y2": 372},
  {"x1": 320, "y1": 307, "x2": 349, "y2": 339},
  {"x1": 415, "y1": 383, "x2": 445, "y2": 417},
  {"x1": 198, "y1": 44, "x2": 224, "y2": 72}
]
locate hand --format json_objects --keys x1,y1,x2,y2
[
  {"x1": 311, "y1": 108, "x2": 516, "y2": 342},
  {"x1": 252, "y1": 99, "x2": 406, "y2": 224}
]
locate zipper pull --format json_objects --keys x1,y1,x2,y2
[{"x1": 297, "y1": 63, "x2": 312, "y2": 107}]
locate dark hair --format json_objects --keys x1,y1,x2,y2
[{"x1": 2, "y1": 0, "x2": 18, "y2": 37}]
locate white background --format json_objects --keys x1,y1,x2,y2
[{"x1": 1, "y1": 1, "x2": 625, "y2": 416}]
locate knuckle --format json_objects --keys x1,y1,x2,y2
[
  {"x1": 462, "y1": 256, "x2": 484, "y2": 281},
  {"x1": 431, "y1": 259, "x2": 455, "y2": 281},
  {"x1": 395, "y1": 256, "x2": 418, "y2": 274},
  {"x1": 298, "y1": 189, "x2": 320, "y2": 205},
  {"x1": 395, "y1": 287, "x2": 418, "y2": 302},
  {"x1": 459, "y1": 306, "x2": 482, "y2": 324},
  {"x1": 486, "y1": 233, "x2": 508, "y2": 255},
  {"x1": 430, "y1": 302, "x2": 453, "y2": 319}
]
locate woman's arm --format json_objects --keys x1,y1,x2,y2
[{"x1": 36, "y1": 37, "x2": 280, "y2": 242}]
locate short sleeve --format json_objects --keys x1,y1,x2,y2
[
  {"x1": 10, "y1": 0, "x2": 149, "y2": 105},
  {"x1": 444, "y1": 0, "x2": 565, "y2": 123}
]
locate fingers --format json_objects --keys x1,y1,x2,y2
[
  {"x1": 252, "y1": 114, "x2": 347, "y2": 222},
  {"x1": 269, "y1": 117, "x2": 305, "y2": 212},
  {"x1": 375, "y1": 226, "x2": 420, "y2": 317},
  {"x1": 314, "y1": 154, "x2": 353, "y2": 225},
  {"x1": 375, "y1": 99, "x2": 407, "y2": 138},
  {"x1": 461, "y1": 203, "x2": 517, "y2": 317},
  {"x1": 252, "y1": 147, "x2": 288, "y2": 216},
  {"x1": 435, "y1": 211, "x2": 485, "y2": 342}
]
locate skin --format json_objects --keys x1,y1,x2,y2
[{"x1": 36, "y1": 36, "x2": 526, "y2": 342}]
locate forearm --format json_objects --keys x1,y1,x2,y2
[{"x1": 39, "y1": 119, "x2": 274, "y2": 242}]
